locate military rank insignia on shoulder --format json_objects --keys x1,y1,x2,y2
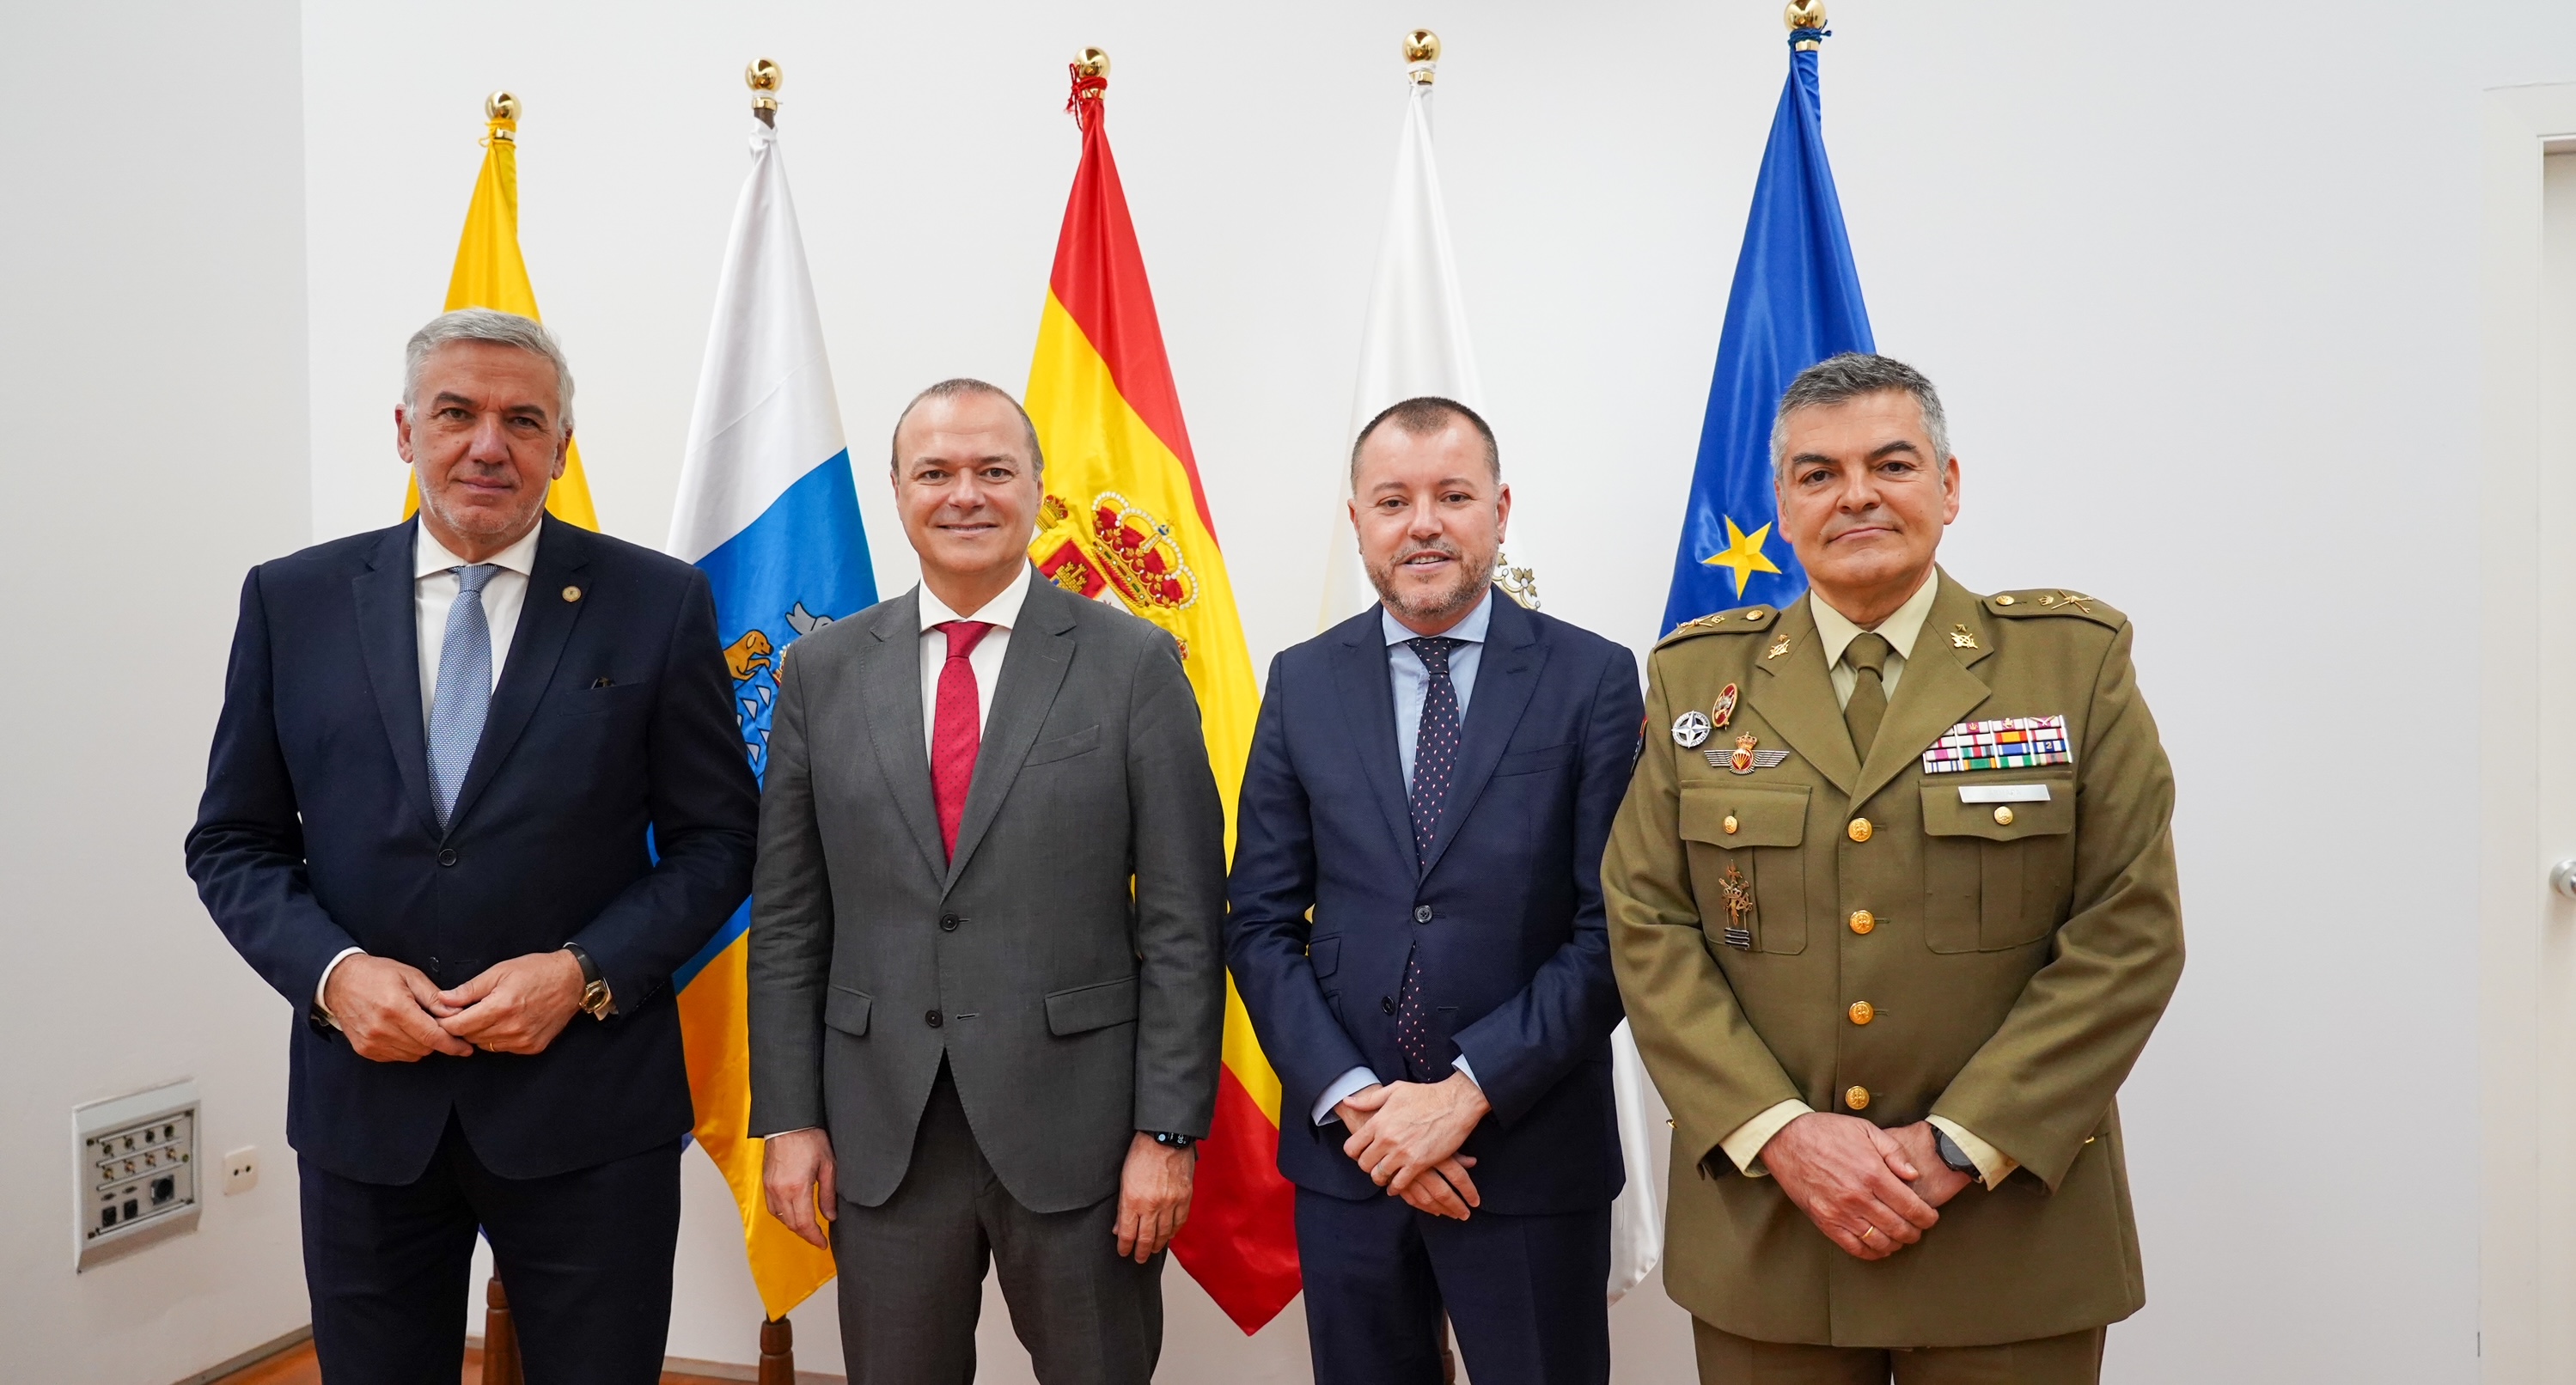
[
  {"x1": 1985, "y1": 589, "x2": 2124, "y2": 627},
  {"x1": 1657, "y1": 603, "x2": 1780, "y2": 649}
]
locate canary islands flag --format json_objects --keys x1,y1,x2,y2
[
  {"x1": 405, "y1": 101, "x2": 600, "y2": 531},
  {"x1": 665, "y1": 117, "x2": 871, "y2": 1321},
  {"x1": 1023, "y1": 62, "x2": 1297, "y2": 1333},
  {"x1": 1660, "y1": 29, "x2": 1872, "y2": 634}
]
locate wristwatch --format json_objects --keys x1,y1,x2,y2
[
  {"x1": 563, "y1": 944, "x2": 614, "y2": 1021},
  {"x1": 1933, "y1": 1128, "x2": 1981, "y2": 1178},
  {"x1": 1145, "y1": 1131, "x2": 1196, "y2": 1150}
]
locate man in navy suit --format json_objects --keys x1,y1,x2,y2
[
  {"x1": 185, "y1": 309, "x2": 757, "y2": 1384},
  {"x1": 1227, "y1": 397, "x2": 1643, "y2": 1385}
]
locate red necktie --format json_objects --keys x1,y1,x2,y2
[{"x1": 931, "y1": 620, "x2": 994, "y2": 860}]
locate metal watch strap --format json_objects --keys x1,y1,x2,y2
[
  {"x1": 1934, "y1": 1127, "x2": 1981, "y2": 1177},
  {"x1": 563, "y1": 943, "x2": 613, "y2": 1020}
]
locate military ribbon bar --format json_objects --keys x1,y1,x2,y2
[{"x1": 1920, "y1": 715, "x2": 2074, "y2": 774}]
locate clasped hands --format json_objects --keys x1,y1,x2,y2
[
  {"x1": 760, "y1": 1128, "x2": 1194, "y2": 1265},
  {"x1": 1335, "y1": 1070, "x2": 1489, "y2": 1221},
  {"x1": 1760, "y1": 1113, "x2": 1975, "y2": 1262},
  {"x1": 322, "y1": 951, "x2": 587, "y2": 1062}
]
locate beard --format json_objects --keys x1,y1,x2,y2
[{"x1": 1367, "y1": 540, "x2": 1496, "y2": 627}]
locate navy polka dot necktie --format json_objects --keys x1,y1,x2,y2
[{"x1": 1395, "y1": 636, "x2": 1465, "y2": 1080}]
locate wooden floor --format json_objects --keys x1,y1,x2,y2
[{"x1": 212, "y1": 1340, "x2": 748, "y2": 1385}]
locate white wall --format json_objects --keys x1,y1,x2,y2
[
  {"x1": 0, "y1": 2, "x2": 315, "y2": 1380},
  {"x1": 9, "y1": 0, "x2": 2563, "y2": 1379}
]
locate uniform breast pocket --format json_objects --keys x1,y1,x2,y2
[
  {"x1": 1918, "y1": 773, "x2": 2077, "y2": 953},
  {"x1": 1678, "y1": 783, "x2": 1810, "y2": 955}
]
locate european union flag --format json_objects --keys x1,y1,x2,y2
[{"x1": 1661, "y1": 29, "x2": 1873, "y2": 635}]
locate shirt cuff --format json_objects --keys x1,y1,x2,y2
[
  {"x1": 1450, "y1": 1055, "x2": 1479, "y2": 1089},
  {"x1": 757, "y1": 1127, "x2": 822, "y2": 1140},
  {"x1": 1313, "y1": 1066, "x2": 1383, "y2": 1126},
  {"x1": 1927, "y1": 1115, "x2": 2020, "y2": 1190},
  {"x1": 1719, "y1": 1099, "x2": 1811, "y2": 1178},
  {"x1": 313, "y1": 947, "x2": 366, "y2": 1029}
]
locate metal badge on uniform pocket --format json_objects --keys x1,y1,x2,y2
[
  {"x1": 1921, "y1": 715, "x2": 2072, "y2": 774},
  {"x1": 1718, "y1": 864, "x2": 1755, "y2": 949},
  {"x1": 1672, "y1": 710, "x2": 1712, "y2": 748},
  {"x1": 1709, "y1": 731, "x2": 1791, "y2": 775}
]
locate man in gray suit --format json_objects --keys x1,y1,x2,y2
[{"x1": 748, "y1": 378, "x2": 1227, "y2": 1385}]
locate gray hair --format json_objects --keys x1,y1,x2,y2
[
  {"x1": 402, "y1": 308, "x2": 576, "y2": 434},
  {"x1": 890, "y1": 377, "x2": 1045, "y2": 479},
  {"x1": 1351, "y1": 395, "x2": 1501, "y2": 486},
  {"x1": 1769, "y1": 352, "x2": 1949, "y2": 478}
]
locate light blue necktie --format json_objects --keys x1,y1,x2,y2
[{"x1": 427, "y1": 564, "x2": 498, "y2": 831}]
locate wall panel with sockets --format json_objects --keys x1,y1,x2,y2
[{"x1": 75, "y1": 1080, "x2": 200, "y2": 1271}]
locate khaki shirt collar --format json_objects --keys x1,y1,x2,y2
[{"x1": 1810, "y1": 567, "x2": 1942, "y2": 670}]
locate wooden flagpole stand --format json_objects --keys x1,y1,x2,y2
[{"x1": 480, "y1": 1275, "x2": 523, "y2": 1385}]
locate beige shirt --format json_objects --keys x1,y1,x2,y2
[{"x1": 1717, "y1": 572, "x2": 2019, "y2": 1190}]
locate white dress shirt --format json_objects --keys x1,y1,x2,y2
[
  {"x1": 1312, "y1": 591, "x2": 1498, "y2": 1126},
  {"x1": 1715, "y1": 573, "x2": 2019, "y2": 1190},
  {"x1": 314, "y1": 517, "x2": 545, "y2": 1018},
  {"x1": 917, "y1": 561, "x2": 1035, "y2": 751}
]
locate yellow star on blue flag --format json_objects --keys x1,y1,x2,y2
[{"x1": 1701, "y1": 516, "x2": 1783, "y2": 598}]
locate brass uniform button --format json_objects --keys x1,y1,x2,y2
[
  {"x1": 1847, "y1": 817, "x2": 1873, "y2": 843},
  {"x1": 562, "y1": 585, "x2": 583, "y2": 602},
  {"x1": 1848, "y1": 909, "x2": 1876, "y2": 936},
  {"x1": 1844, "y1": 1086, "x2": 1871, "y2": 1111},
  {"x1": 1722, "y1": 814, "x2": 1740, "y2": 835},
  {"x1": 1993, "y1": 805, "x2": 2016, "y2": 826},
  {"x1": 1995, "y1": 594, "x2": 2017, "y2": 605},
  {"x1": 1848, "y1": 1001, "x2": 1875, "y2": 1025}
]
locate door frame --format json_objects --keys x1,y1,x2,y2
[{"x1": 2478, "y1": 81, "x2": 2576, "y2": 1385}]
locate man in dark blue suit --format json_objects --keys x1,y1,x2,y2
[
  {"x1": 186, "y1": 310, "x2": 757, "y2": 1384},
  {"x1": 1228, "y1": 398, "x2": 1644, "y2": 1385}
]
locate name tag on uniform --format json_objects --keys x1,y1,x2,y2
[{"x1": 1956, "y1": 783, "x2": 2052, "y2": 804}]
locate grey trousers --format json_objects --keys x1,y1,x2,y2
[{"x1": 832, "y1": 1061, "x2": 1163, "y2": 1385}]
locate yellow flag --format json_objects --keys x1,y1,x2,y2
[{"x1": 402, "y1": 105, "x2": 599, "y2": 528}]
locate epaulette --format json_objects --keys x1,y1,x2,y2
[
  {"x1": 1985, "y1": 589, "x2": 2124, "y2": 627},
  {"x1": 1656, "y1": 603, "x2": 1782, "y2": 649}
]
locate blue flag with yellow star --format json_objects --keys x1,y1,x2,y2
[{"x1": 1661, "y1": 29, "x2": 1872, "y2": 635}]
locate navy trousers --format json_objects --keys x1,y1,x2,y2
[
  {"x1": 297, "y1": 1113, "x2": 681, "y2": 1385},
  {"x1": 1296, "y1": 1187, "x2": 1612, "y2": 1385}
]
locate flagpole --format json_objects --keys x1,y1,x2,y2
[
  {"x1": 1786, "y1": 0, "x2": 1827, "y2": 47},
  {"x1": 748, "y1": 57, "x2": 781, "y2": 128}
]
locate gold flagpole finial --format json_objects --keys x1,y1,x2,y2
[
  {"x1": 1074, "y1": 46, "x2": 1111, "y2": 82},
  {"x1": 1404, "y1": 29, "x2": 1441, "y2": 84},
  {"x1": 483, "y1": 91, "x2": 519, "y2": 143},
  {"x1": 1785, "y1": 1, "x2": 1828, "y2": 50},
  {"x1": 747, "y1": 58, "x2": 782, "y2": 126}
]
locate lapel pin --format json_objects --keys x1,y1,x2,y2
[
  {"x1": 1949, "y1": 624, "x2": 1978, "y2": 650},
  {"x1": 1711, "y1": 683, "x2": 1739, "y2": 730},
  {"x1": 1765, "y1": 633, "x2": 1792, "y2": 660},
  {"x1": 562, "y1": 585, "x2": 583, "y2": 602},
  {"x1": 1671, "y1": 710, "x2": 1712, "y2": 749}
]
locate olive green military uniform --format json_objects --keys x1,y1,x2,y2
[{"x1": 1603, "y1": 571, "x2": 2183, "y2": 1365}]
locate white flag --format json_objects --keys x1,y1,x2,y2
[
  {"x1": 1321, "y1": 66, "x2": 1486, "y2": 628},
  {"x1": 1334, "y1": 58, "x2": 1663, "y2": 1305}
]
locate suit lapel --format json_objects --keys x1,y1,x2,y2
[
  {"x1": 1747, "y1": 597, "x2": 1859, "y2": 796},
  {"x1": 859, "y1": 591, "x2": 947, "y2": 881},
  {"x1": 1847, "y1": 571, "x2": 1995, "y2": 808},
  {"x1": 1328, "y1": 612, "x2": 1419, "y2": 870},
  {"x1": 353, "y1": 524, "x2": 441, "y2": 839},
  {"x1": 1418, "y1": 595, "x2": 1547, "y2": 880},
  {"x1": 447, "y1": 521, "x2": 589, "y2": 837},
  {"x1": 944, "y1": 577, "x2": 1077, "y2": 891}
]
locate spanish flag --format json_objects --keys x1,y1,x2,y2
[
  {"x1": 1023, "y1": 58, "x2": 1299, "y2": 1333},
  {"x1": 404, "y1": 96, "x2": 600, "y2": 529}
]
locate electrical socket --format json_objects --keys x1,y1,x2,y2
[{"x1": 222, "y1": 1147, "x2": 258, "y2": 1196}]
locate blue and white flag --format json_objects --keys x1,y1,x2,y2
[
  {"x1": 664, "y1": 118, "x2": 873, "y2": 1315},
  {"x1": 1660, "y1": 29, "x2": 1874, "y2": 635}
]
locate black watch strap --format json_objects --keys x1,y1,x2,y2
[
  {"x1": 563, "y1": 943, "x2": 613, "y2": 1019},
  {"x1": 1146, "y1": 1131, "x2": 1196, "y2": 1150},
  {"x1": 1933, "y1": 1127, "x2": 1981, "y2": 1177}
]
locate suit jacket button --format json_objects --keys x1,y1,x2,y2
[
  {"x1": 436, "y1": 848, "x2": 458, "y2": 867},
  {"x1": 1413, "y1": 905, "x2": 1432, "y2": 924},
  {"x1": 1381, "y1": 995, "x2": 1395, "y2": 1015},
  {"x1": 940, "y1": 914, "x2": 961, "y2": 932},
  {"x1": 925, "y1": 1010, "x2": 943, "y2": 1028}
]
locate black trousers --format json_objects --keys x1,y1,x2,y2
[
  {"x1": 297, "y1": 1113, "x2": 681, "y2": 1385},
  {"x1": 1296, "y1": 1186, "x2": 1612, "y2": 1385}
]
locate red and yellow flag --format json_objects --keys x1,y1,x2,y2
[
  {"x1": 1024, "y1": 60, "x2": 1300, "y2": 1333},
  {"x1": 404, "y1": 97, "x2": 600, "y2": 529}
]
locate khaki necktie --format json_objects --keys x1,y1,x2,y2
[{"x1": 1842, "y1": 631, "x2": 1895, "y2": 758}]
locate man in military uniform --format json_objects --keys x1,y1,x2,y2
[{"x1": 1605, "y1": 353, "x2": 2183, "y2": 1383}]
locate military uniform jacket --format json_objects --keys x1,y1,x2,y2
[{"x1": 1603, "y1": 571, "x2": 2184, "y2": 1348}]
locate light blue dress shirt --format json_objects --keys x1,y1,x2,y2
[{"x1": 1314, "y1": 589, "x2": 1496, "y2": 1125}]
